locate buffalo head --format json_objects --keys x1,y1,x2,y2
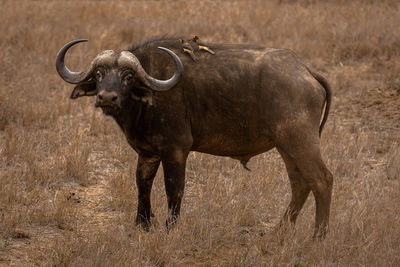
[{"x1": 56, "y1": 39, "x2": 183, "y2": 116}]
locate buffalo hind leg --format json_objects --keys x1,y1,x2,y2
[
  {"x1": 161, "y1": 148, "x2": 189, "y2": 230},
  {"x1": 136, "y1": 154, "x2": 160, "y2": 230},
  {"x1": 277, "y1": 148, "x2": 311, "y2": 227},
  {"x1": 278, "y1": 141, "x2": 333, "y2": 238}
]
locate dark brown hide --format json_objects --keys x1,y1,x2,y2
[{"x1": 56, "y1": 37, "x2": 332, "y2": 238}]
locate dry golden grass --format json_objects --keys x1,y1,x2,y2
[{"x1": 1, "y1": 0, "x2": 400, "y2": 265}]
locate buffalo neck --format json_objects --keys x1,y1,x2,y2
[{"x1": 114, "y1": 98, "x2": 145, "y2": 140}]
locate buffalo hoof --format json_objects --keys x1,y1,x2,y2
[
  {"x1": 312, "y1": 227, "x2": 328, "y2": 240},
  {"x1": 165, "y1": 215, "x2": 179, "y2": 232},
  {"x1": 136, "y1": 216, "x2": 152, "y2": 232}
]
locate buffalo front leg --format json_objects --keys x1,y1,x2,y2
[
  {"x1": 136, "y1": 154, "x2": 160, "y2": 229},
  {"x1": 161, "y1": 149, "x2": 189, "y2": 229}
]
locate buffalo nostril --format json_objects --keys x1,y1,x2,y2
[
  {"x1": 112, "y1": 96, "x2": 118, "y2": 102},
  {"x1": 98, "y1": 94, "x2": 103, "y2": 100}
]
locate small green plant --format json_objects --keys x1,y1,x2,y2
[{"x1": 294, "y1": 251, "x2": 311, "y2": 267}]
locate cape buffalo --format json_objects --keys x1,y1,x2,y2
[{"x1": 56, "y1": 37, "x2": 333, "y2": 237}]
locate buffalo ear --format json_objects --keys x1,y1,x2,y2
[{"x1": 70, "y1": 81, "x2": 97, "y2": 99}]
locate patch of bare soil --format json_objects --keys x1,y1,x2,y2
[{"x1": 335, "y1": 87, "x2": 400, "y2": 137}]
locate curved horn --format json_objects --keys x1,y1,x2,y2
[
  {"x1": 56, "y1": 39, "x2": 89, "y2": 84},
  {"x1": 119, "y1": 47, "x2": 184, "y2": 91},
  {"x1": 143, "y1": 47, "x2": 183, "y2": 91}
]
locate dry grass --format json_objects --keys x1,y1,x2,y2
[{"x1": 1, "y1": 0, "x2": 400, "y2": 265}]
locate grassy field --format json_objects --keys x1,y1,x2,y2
[{"x1": 1, "y1": 0, "x2": 400, "y2": 265}]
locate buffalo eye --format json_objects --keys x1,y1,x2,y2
[
  {"x1": 95, "y1": 70, "x2": 103, "y2": 81},
  {"x1": 124, "y1": 73, "x2": 134, "y2": 83}
]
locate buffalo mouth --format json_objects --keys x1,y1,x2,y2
[{"x1": 95, "y1": 104, "x2": 120, "y2": 116}]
